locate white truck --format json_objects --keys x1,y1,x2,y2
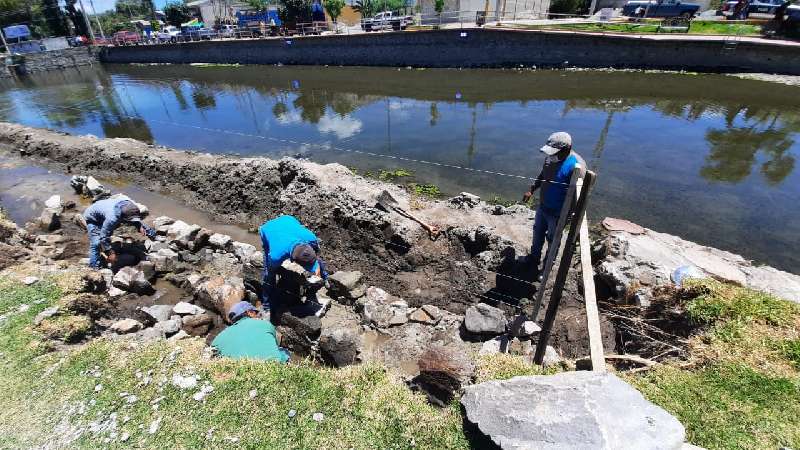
[
  {"x1": 361, "y1": 11, "x2": 413, "y2": 32},
  {"x1": 156, "y1": 25, "x2": 181, "y2": 42}
]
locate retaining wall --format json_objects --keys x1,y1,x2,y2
[
  {"x1": 99, "y1": 28, "x2": 800, "y2": 74},
  {"x1": 2, "y1": 47, "x2": 99, "y2": 78}
]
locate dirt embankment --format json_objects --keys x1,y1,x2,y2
[{"x1": 0, "y1": 122, "x2": 614, "y2": 358}]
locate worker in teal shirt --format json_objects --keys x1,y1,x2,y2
[
  {"x1": 259, "y1": 215, "x2": 327, "y2": 314},
  {"x1": 211, "y1": 301, "x2": 290, "y2": 362}
]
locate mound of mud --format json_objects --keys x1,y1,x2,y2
[{"x1": 0, "y1": 122, "x2": 618, "y2": 358}]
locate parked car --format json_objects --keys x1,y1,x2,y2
[
  {"x1": 183, "y1": 27, "x2": 215, "y2": 40},
  {"x1": 622, "y1": 0, "x2": 700, "y2": 17},
  {"x1": 361, "y1": 11, "x2": 413, "y2": 31},
  {"x1": 722, "y1": 0, "x2": 785, "y2": 18},
  {"x1": 156, "y1": 25, "x2": 181, "y2": 42},
  {"x1": 67, "y1": 35, "x2": 89, "y2": 47},
  {"x1": 218, "y1": 24, "x2": 238, "y2": 37},
  {"x1": 112, "y1": 31, "x2": 142, "y2": 46}
]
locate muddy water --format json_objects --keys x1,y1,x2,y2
[
  {"x1": 0, "y1": 151, "x2": 259, "y2": 247},
  {"x1": 1, "y1": 65, "x2": 799, "y2": 273}
]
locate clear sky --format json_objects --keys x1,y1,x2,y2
[{"x1": 84, "y1": 0, "x2": 171, "y2": 14}]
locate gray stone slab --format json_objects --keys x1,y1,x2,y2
[{"x1": 461, "y1": 371, "x2": 685, "y2": 450}]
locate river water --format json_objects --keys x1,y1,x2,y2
[{"x1": 1, "y1": 64, "x2": 799, "y2": 273}]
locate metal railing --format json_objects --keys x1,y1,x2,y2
[{"x1": 99, "y1": 10, "x2": 768, "y2": 47}]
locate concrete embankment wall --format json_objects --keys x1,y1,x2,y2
[
  {"x1": 100, "y1": 28, "x2": 800, "y2": 75},
  {"x1": 2, "y1": 47, "x2": 99, "y2": 78}
]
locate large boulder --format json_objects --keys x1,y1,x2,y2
[
  {"x1": 172, "y1": 301, "x2": 205, "y2": 316},
  {"x1": 141, "y1": 304, "x2": 174, "y2": 323},
  {"x1": 150, "y1": 248, "x2": 179, "y2": 273},
  {"x1": 182, "y1": 313, "x2": 214, "y2": 336},
  {"x1": 208, "y1": 233, "x2": 232, "y2": 250},
  {"x1": 110, "y1": 318, "x2": 143, "y2": 334},
  {"x1": 112, "y1": 267, "x2": 155, "y2": 295},
  {"x1": 39, "y1": 208, "x2": 61, "y2": 232},
  {"x1": 412, "y1": 344, "x2": 476, "y2": 406},
  {"x1": 461, "y1": 371, "x2": 686, "y2": 450},
  {"x1": 358, "y1": 287, "x2": 408, "y2": 328},
  {"x1": 464, "y1": 303, "x2": 507, "y2": 336},
  {"x1": 277, "y1": 304, "x2": 322, "y2": 356},
  {"x1": 319, "y1": 303, "x2": 364, "y2": 367},
  {"x1": 194, "y1": 276, "x2": 245, "y2": 321},
  {"x1": 166, "y1": 221, "x2": 200, "y2": 248},
  {"x1": 232, "y1": 241, "x2": 257, "y2": 262},
  {"x1": 327, "y1": 271, "x2": 366, "y2": 301}
]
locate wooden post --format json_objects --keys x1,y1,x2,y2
[
  {"x1": 534, "y1": 171, "x2": 596, "y2": 365},
  {"x1": 530, "y1": 169, "x2": 580, "y2": 321},
  {"x1": 577, "y1": 176, "x2": 605, "y2": 372}
]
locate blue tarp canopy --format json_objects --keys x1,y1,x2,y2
[{"x1": 3, "y1": 25, "x2": 31, "y2": 40}]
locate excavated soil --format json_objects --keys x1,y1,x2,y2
[{"x1": 0, "y1": 122, "x2": 617, "y2": 358}]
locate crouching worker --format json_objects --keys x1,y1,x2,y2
[
  {"x1": 259, "y1": 215, "x2": 327, "y2": 315},
  {"x1": 211, "y1": 301, "x2": 290, "y2": 362},
  {"x1": 84, "y1": 196, "x2": 156, "y2": 269}
]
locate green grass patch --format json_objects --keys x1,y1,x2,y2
[
  {"x1": 629, "y1": 363, "x2": 800, "y2": 450},
  {"x1": 627, "y1": 279, "x2": 800, "y2": 449},
  {"x1": 486, "y1": 195, "x2": 516, "y2": 208},
  {"x1": 378, "y1": 169, "x2": 413, "y2": 182},
  {"x1": 779, "y1": 339, "x2": 800, "y2": 369},
  {"x1": 409, "y1": 183, "x2": 442, "y2": 199},
  {"x1": 525, "y1": 20, "x2": 761, "y2": 36},
  {"x1": 0, "y1": 277, "x2": 470, "y2": 448},
  {"x1": 685, "y1": 279, "x2": 799, "y2": 326}
]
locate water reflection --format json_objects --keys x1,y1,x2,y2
[{"x1": 1, "y1": 65, "x2": 799, "y2": 272}]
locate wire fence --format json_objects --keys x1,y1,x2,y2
[{"x1": 18, "y1": 97, "x2": 593, "y2": 310}]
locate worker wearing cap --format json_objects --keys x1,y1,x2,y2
[
  {"x1": 258, "y1": 215, "x2": 327, "y2": 314},
  {"x1": 211, "y1": 301, "x2": 290, "y2": 362},
  {"x1": 83, "y1": 196, "x2": 156, "y2": 269},
  {"x1": 522, "y1": 132, "x2": 586, "y2": 270}
]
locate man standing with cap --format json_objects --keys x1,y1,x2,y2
[
  {"x1": 211, "y1": 301, "x2": 290, "y2": 362},
  {"x1": 522, "y1": 132, "x2": 586, "y2": 271},
  {"x1": 83, "y1": 196, "x2": 156, "y2": 269},
  {"x1": 258, "y1": 215, "x2": 327, "y2": 315}
]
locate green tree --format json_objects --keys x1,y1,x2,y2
[
  {"x1": 548, "y1": 0, "x2": 587, "y2": 15},
  {"x1": 163, "y1": 1, "x2": 192, "y2": 26},
  {"x1": 324, "y1": 0, "x2": 345, "y2": 22},
  {"x1": 279, "y1": 0, "x2": 311, "y2": 24},
  {"x1": 353, "y1": 0, "x2": 375, "y2": 18},
  {"x1": 65, "y1": 0, "x2": 90, "y2": 37},
  {"x1": 40, "y1": 0, "x2": 68, "y2": 36},
  {"x1": 245, "y1": 0, "x2": 268, "y2": 10},
  {"x1": 434, "y1": 0, "x2": 444, "y2": 14}
]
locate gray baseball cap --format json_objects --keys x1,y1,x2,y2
[{"x1": 540, "y1": 132, "x2": 572, "y2": 156}]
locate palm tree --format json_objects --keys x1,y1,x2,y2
[{"x1": 353, "y1": 0, "x2": 375, "y2": 18}]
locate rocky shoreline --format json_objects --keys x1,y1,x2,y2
[{"x1": 1, "y1": 122, "x2": 798, "y2": 366}]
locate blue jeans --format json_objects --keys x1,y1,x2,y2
[
  {"x1": 261, "y1": 257, "x2": 328, "y2": 311},
  {"x1": 87, "y1": 223, "x2": 103, "y2": 269},
  {"x1": 530, "y1": 206, "x2": 558, "y2": 268}
]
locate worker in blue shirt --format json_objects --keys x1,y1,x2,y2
[
  {"x1": 83, "y1": 196, "x2": 155, "y2": 269},
  {"x1": 259, "y1": 215, "x2": 327, "y2": 314},
  {"x1": 522, "y1": 132, "x2": 586, "y2": 271}
]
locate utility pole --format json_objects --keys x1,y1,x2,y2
[
  {"x1": 77, "y1": 0, "x2": 97, "y2": 41},
  {"x1": 89, "y1": 0, "x2": 105, "y2": 38}
]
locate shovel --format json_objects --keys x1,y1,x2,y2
[{"x1": 376, "y1": 190, "x2": 440, "y2": 240}]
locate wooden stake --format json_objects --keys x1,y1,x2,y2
[
  {"x1": 577, "y1": 175, "x2": 605, "y2": 372},
  {"x1": 534, "y1": 171, "x2": 596, "y2": 365}
]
